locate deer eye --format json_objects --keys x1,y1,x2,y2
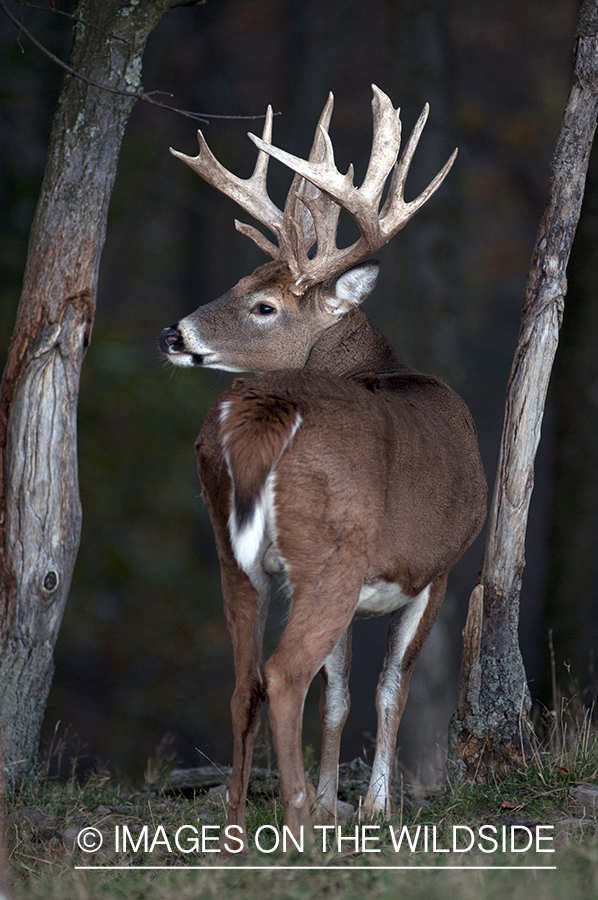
[{"x1": 250, "y1": 303, "x2": 277, "y2": 316}]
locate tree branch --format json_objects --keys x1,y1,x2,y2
[
  {"x1": 0, "y1": 0, "x2": 271, "y2": 124},
  {"x1": 13, "y1": 0, "x2": 131, "y2": 43}
]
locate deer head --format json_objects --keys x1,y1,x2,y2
[{"x1": 160, "y1": 85, "x2": 457, "y2": 374}]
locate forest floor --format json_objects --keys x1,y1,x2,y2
[{"x1": 3, "y1": 711, "x2": 598, "y2": 900}]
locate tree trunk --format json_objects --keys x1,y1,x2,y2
[
  {"x1": 0, "y1": 0, "x2": 189, "y2": 785},
  {"x1": 543, "y1": 133, "x2": 598, "y2": 699},
  {"x1": 448, "y1": 0, "x2": 598, "y2": 780}
]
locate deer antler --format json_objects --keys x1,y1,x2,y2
[
  {"x1": 170, "y1": 86, "x2": 457, "y2": 292},
  {"x1": 169, "y1": 106, "x2": 283, "y2": 260},
  {"x1": 249, "y1": 86, "x2": 457, "y2": 288}
]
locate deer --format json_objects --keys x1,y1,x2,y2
[{"x1": 160, "y1": 85, "x2": 487, "y2": 846}]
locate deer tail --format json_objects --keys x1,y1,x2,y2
[{"x1": 218, "y1": 385, "x2": 303, "y2": 572}]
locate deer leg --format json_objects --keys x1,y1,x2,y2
[
  {"x1": 219, "y1": 564, "x2": 269, "y2": 849},
  {"x1": 314, "y1": 627, "x2": 352, "y2": 824},
  {"x1": 263, "y1": 572, "x2": 362, "y2": 839},
  {"x1": 363, "y1": 575, "x2": 447, "y2": 818}
]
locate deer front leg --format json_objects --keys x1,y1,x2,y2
[
  {"x1": 314, "y1": 627, "x2": 352, "y2": 824},
  {"x1": 363, "y1": 575, "x2": 447, "y2": 818},
  {"x1": 220, "y1": 563, "x2": 269, "y2": 850}
]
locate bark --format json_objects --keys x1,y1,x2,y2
[
  {"x1": 0, "y1": 733, "x2": 10, "y2": 900},
  {"x1": 448, "y1": 0, "x2": 598, "y2": 780},
  {"x1": 0, "y1": 0, "x2": 195, "y2": 785}
]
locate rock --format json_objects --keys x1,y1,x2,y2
[
  {"x1": 336, "y1": 800, "x2": 355, "y2": 822},
  {"x1": 95, "y1": 805, "x2": 112, "y2": 817},
  {"x1": 569, "y1": 784, "x2": 598, "y2": 811},
  {"x1": 7, "y1": 809, "x2": 59, "y2": 832},
  {"x1": 208, "y1": 784, "x2": 227, "y2": 798},
  {"x1": 60, "y1": 826, "x2": 82, "y2": 848}
]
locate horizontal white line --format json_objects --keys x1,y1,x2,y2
[{"x1": 74, "y1": 865, "x2": 557, "y2": 871}]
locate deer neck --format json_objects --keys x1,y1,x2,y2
[{"x1": 304, "y1": 308, "x2": 408, "y2": 379}]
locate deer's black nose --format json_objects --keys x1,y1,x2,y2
[{"x1": 159, "y1": 326, "x2": 182, "y2": 352}]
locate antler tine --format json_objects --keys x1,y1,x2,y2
[
  {"x1": 249, "y1": 122, "x2": 356, "y2": 214},
  {"x1": 379, "y1": 104, "x2": 458, "y2": 239},
  {"x1": 252, "y1": 104, "x2": 274, "y2": 185},
  {"x1": 360, "y1": 85, "x2": 402, "y2": 203},
  {"x1": 389, "y1": 102, "x2": 431, "y2": 198},
  {"x1": 306, "y1": 92, "x2": 335, "y2": 163},
  {"x1": 286, "y1": 91, "x2": 334, "y2": 216},
  {"x1": 169, "y1": 106, "x2": 283, "y2": 258},
  {"x1": 234, "y1": 107, "x2": 290, "y2": 256},
  {"x1": 283, "y1": 92, "x2": 336, "y2": 254},
  {"x1": 290, "y1": 190, "x2": 342, "y2": 287},
  {"x1": 173, "y1": 87, "x2": 456, "y2": 291}
]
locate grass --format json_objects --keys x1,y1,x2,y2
[{"x1": 3, "y1": 703, "x2": 598, "y2": 899}]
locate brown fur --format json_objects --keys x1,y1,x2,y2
[
  {"x1": 212, "y1": 364, "x2": 485, "y2": 594},
  {"x1": 219, "y1": 380, "x2": 303, "y2": 527},
  {"x1": 163, "y1": 90, "x2": 486, "y2": 844},
  {"x1": 190, "y1": 307, "x2": 487, "y2": 843},
  {"x1": 168, "y1": 267, "x2": 486, "y2": 846}
]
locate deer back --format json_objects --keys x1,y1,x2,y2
[{"x1": 197, "y1": 364, "x2": 486, "y2": 597}]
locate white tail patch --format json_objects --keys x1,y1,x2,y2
[
  {"x1": 219, "y1": 402, "x2": 302, "y2": 575},
  {"x1": 227, "y1": 471, "x2": 274, "y2": 574}
]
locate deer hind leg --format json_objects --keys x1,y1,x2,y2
[
  {"x1": 219, "y1": 564, "x2": 269, "y2": 849},
  {"x1": 314, "y1": 627, "x2": 352, "y2": 825},
  {"x1": 263, "y1": 570, "x2": 362, "y2": 839},
  {"x1": 363, "y1": 574, "x2": 447, "y2": 818}
]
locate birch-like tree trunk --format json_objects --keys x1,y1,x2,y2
[
  {"x1": 448, "y1": 0, "x2": 598, "y2": 780},
  {"x1": 0, "y1": 0, "x2": 196, "y2": 785}
]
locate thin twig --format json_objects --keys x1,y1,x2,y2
[
  {"x1": 0, "y1": 0, "x2": 273, "y2": 124},
  {"x1": 194, "y1": 747, "x2": 230, "y2": 782},
  {"x1": 13, "y1": 0, "x2": 131, "y2": 43},
  {"x1": 549, "y1": 628, "x2": 558, "y2": 720},
  {"x1": 518, "y1": 681, "x2": 529, "y2": 769},
  {"x1": 472, "y1": 737, "x2": 488, "y2": 782}
]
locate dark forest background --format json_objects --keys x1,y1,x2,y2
[{"x1": 1, "y1": 0, "x2": 597, "y2": 785}]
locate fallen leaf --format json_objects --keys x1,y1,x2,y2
[{"x1": 500, "y1": 800, "x2": 521, "y2": 810}]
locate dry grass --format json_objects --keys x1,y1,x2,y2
[{"x1": 2, "y1": 701, "x2": 597, "y2": 899}]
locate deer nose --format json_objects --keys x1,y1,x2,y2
[{"x1": 159, "y1": 325, "x2": 183, "y2": 352}]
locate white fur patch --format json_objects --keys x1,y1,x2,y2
[
  {"x1": 367, "y1": 584, "x2": 431, "y2": 811},
  {"x1": 355, "y1": 581, "x2": 414, "y2": 617},
  {"x1": 336, "y1": 261, "x2": 379, "y2": 301},
  {"x1": 325, "y1": 295, "x2": 350, "y2": 316},
  {"x1": 228, "y1": 497, "x2": 267, "y2": 573},
  {"x1": 228, "y1": 472, "x2": 273, "y2": 575},
  {"x1": 221, "y1": 409, "x2": 302, "y2": 576},
  {"x1": 166, "y1": 353, "x2": 196, "y2": 368},
  {"x1": 321, "y1": 634, "x2": 351, "y2": 729},
  {"x1": 377, "y1": 585, "x2": 431, "y2": 708},
  {"x1": 324, "y1": 262, "x2": 379, "y2": 316}
]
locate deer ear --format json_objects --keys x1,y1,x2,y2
[{"x1": 326, "y1": 262, "x2": 380, "y2": 315}]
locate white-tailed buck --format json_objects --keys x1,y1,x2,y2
[{"x1": 160, "y1": 86, "x2": 487, "y2": 843}]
